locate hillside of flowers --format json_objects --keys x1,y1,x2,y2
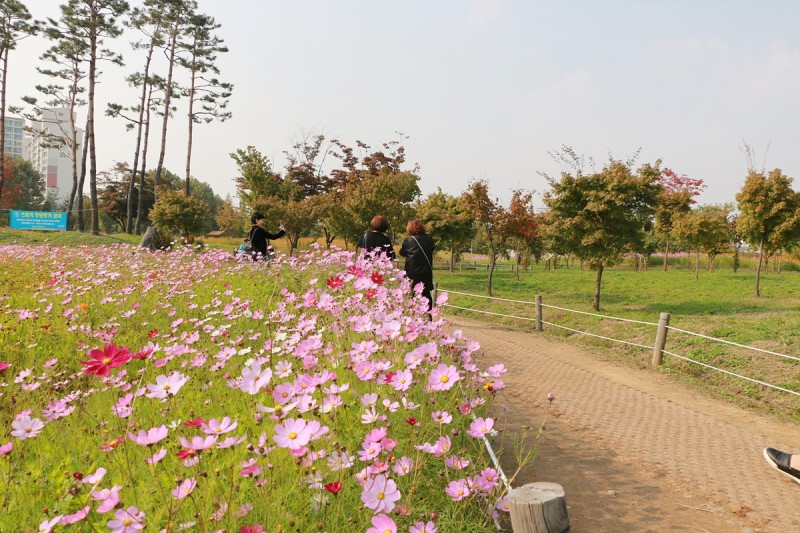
[{"x1": 0, "y1": 243, "x2": 512, "y2": 532}]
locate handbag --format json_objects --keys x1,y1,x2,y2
[
  {"x1": 240, "y1": 227, "x2": 255, "y2": 253},
  {"x1": 411, "y1": 235, "x2": 433, "y2": 272}
]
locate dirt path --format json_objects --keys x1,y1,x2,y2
[{"x1": 446, "y1": 316, "x2": 800, "y2": 532}]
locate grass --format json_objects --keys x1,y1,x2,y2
[{"x1": 435, "y1": 263, "x2": 800, "y2": 421}]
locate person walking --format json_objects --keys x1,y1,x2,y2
[
  {"x1": 399, "y1": 218, "x2": 435, "y2": 310},
  {"x1": 247, "y1": 212, "x2": 285, "y2": 261},
  {"x1": 359, "y1": 215, "x2": 396, "y2": 260}
]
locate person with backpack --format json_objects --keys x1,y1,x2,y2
[
  {"x1": 244, "y1": 212, "x2": 285, "y2": 261},
  {"x1": 359, "y1": 215, "x2": 395, "y2": 260},
  {"x1": 399, "y1": 218, "x2": 435, "y2": 310}
]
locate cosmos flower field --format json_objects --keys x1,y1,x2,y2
[{"x1": 0, "y1": 243, "x2": 512, "y2": 532}]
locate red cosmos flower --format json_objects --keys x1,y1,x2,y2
[
  {"x1": 131, "y1": 347, "x2": 154, "y2": 360},
  {"x1": 176, "y1": 449, "x2": 196, "y2": 460},
  {"x1": 184, "y1": 418, "x2": 205, "y2": 428},
  {"x1": 100, "y1": 437, "x2": 124, "y2": 451},
  {"x1": 147, "y1": 329, "x2": 159, "y2": 338},
  {"x1": 406, "y1": 417, "x2": 418, "y2": 426},
  {"x1": 40, "y1": 324, "x2": 52, "y2": 330},
  {"x1": 347, "y1": 265, "x2": 364, "y2": 276},
  {"x1": 384, "y1": 371, "x2": 397, "y2": 384},
  {"x1": 326, "y1": 276, "x2": 344, "y2": 290},
  {"x1": 365, "y1": 289, "x2": 377, "y2": 301},
  {"x1": 0, "y1": 361, "x2": 9, "y2": 372},
  {"x1": 72, "y1": 472, "x2": 84, "y2": 480},
  {"x1": 80, "y1": 344, "x2": 132, "y2": 377},
  {"x1": 324, "y1": 481, "x2": 342, "y2": 495},
  {"x1": 370, "y1": 272, "x2": 384, "y2": 285}
]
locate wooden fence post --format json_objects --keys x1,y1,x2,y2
[
  {"x1": 509, "y1": 482, "x2": 570, "y2": 533},
  {"x1": 432, "y1": 282, "x2": 438, "y2": 307},
  {"x1": 535, "y1": 295, "x2": 543, "y2": 332},
  {"x1": 652, "y1": 312, "x2": 671, "y2": 366}
]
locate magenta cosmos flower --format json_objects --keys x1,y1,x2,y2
[
  {"x1": 11, "y1": 416, "x2": 45, "y2": 440},
  {"x1": 428, "y1": 364, "x2": 460, "y2": 391},
  {"x1": 0, "y1": 442, "x2": 13, "y2": 455},
  {"x1": 80, "y1": 344, "x2": 131, "y2": 377},
  {"x1": 365, "y1": 513, "x2": 396, "y2": 533},
  {"x1": 360, "y1": 474, "x2": 401, "y2": 514},
  {"x1": 273, "y1": 418, "x2": 313, "y2": 449}
]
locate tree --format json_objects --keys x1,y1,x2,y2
[
  {"x1": 461, "y1": 180, "x2": 510, "y2": 296},
  {"x1": 505, "y1": 190, "x2": 538, "y2": 280},
  {"x1": 215, "y1": 195, "x2": 242, "y2": 236},
  {"x1": 655, "y1": 168, "x2": 704, "y2": 270},
  {"x1": 178, "y1": 11, "x2": 231, "y2": 195},
  {"x1": 231, "y1": 145, "x2": 282, "y2": 210},
  {"x1": 543, "y1": 157, "x2": 662, "y2": 310},
  {"x1": 55, "y1": 0, "x2": 129, "y2": 235},
  {"x1": 0, "y1": 0, "x2": 39, "y2": 205},
  {"x1": 673, "y1": 204, "x2": 732, "y2": 279},
  {"x1": 0, "y1": 157, "x2": 44, "y2": 224},
  {"x1": 154, "y1": 0, "x2": 195, "y2": 193},
  {"x1": 149, "y1": 186, "x2": 207, "y2": 240},
  {"x1": 18, "y1": 24, "x2": 87, "y2": 227},
  {"x1": 735, "y1": 169, "x2": 800, "y2": 297},
  {"x1": 415, "y1": 189, "x2": 476, "y2": 271}
]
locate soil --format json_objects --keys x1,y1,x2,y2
[{"x1": 446, "y1": 316, "x2": 800, "y2": 532}]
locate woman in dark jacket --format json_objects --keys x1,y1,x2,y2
[
  {"x1": 399, "y1": 218, "x2": 435, "y2": 310},
  {"x1": 359, "y1": 214, "x2": 395, "y2": 260},
  {"x1": 248, "y1": 212, "x2": 285, "y2": 260}
]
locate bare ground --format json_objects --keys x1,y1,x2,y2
[{"x1": 446, "y1": 315, "x2": 800, "y2": 532}]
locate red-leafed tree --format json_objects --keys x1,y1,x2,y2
[
  {"x1": 655, "y1": 168, "x2": 705, "y2": 270},
  {"x1": 505, "y1": 190, "x2": 537, "y2": 280}
]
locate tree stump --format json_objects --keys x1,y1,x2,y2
[
  {"x1": 508, "y1": 482, "x2": 570, "y2": 533},
  {"x1": 140, "y1": 226, "x2": 158, "y2": 250}
]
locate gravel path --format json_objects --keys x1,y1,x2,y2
[{"x1": 447, "y1": 315, "x2": 800, "y2": 532}]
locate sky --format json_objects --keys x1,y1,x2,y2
[{"x1": 7, "y1": 0, "x2": 800, "y2": 209}]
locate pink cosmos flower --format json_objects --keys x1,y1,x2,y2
[
  {"x1": 428, "y1": 364, "x2": 460, "y2": 391},
  {"x1": 82, "y1": 467, "x2": 107, "y2": 485},
  {"x1": 172, "y1": 478, "x2": 197, "y2": 499},
  {"x1": 0, "y1": 361, "x2": 9, "y2": 372},
  {"x1": 239, "y1": 362, "x2": 272, "y2": 395},
  {"x1": 92, "y1": 485, "x2": 122, "y2": 513},
  {"x1": 431, "y1": 410, "x2": 452, "y2": 424},
  {"x1": 178, "y1": 435, "x2": 217, "y2": 451},
  {"x1": 128, "y1": 425, "x2": 168, "y2": 446},
  {"x1": 38, "y1": 515, "x2": 63, "y2": 533},
  {"x1": 80, "y1": 344, "x2": 131, "y2": 377},
  {"x1": 60, "y1": 505, "x2": 90, "y2": 525},
  {"x1": 273, "y1": 418, "x2": 313, "y2": 449},
  {"x1": 107, "y1": 506, "x2": 145, "y2": 532},
  {"x1": 202, "y1": 417, "x2": 238, "y2": 435},
  {"x1": 146, "y1": 448, "x2": 167, "y2": 465},
  {"x1": 11, "y1": 416, "x2": 45, "y2": 440},
  {"x1": 145, "y1": 372, "x2": 188, "y2": 399},
  {"x1": 360, "y1": 474, "x2": 401, "y2": 514},
  {"x1": 410, "y1": 521, "x2": 437, "y2": 533},
  {"x1": 467, "y1": 417, "x2": 495, "y2": 439},
  {"x1": 445, "y1": 479, "x2": 470, "y2": 501},
  {"x1": 0, "y1": 442, "x2": 12, "y2": 455},
  {"x1": 389, "y1": 368, "x2": 413, "y2": 392},
  {"x1": 365, "y1": 514, "x2": 396, "y2": 533},
  {"x1": 392, "y1": 456, "x2": 414, "y2": 477}
]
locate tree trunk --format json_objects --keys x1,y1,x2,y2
[
  {"x1": 662, "y1": 235, "x2": 669, "y2": 271},
  {"x1": 155, "y1": 31, "x2": 178, "y2": 196},
  {"x1": 694, "y1": 249, "x2": 699, "y2": 279},
  {"x1": 76, "y1": 118, "x2": 89, "y2": 232},
  {"x1": 128, "y1": 45, "x2": 154, "y2": 233},
  {"x1": 88, "y1": 21, "x2": 99, "y2": 235},
  {"x1": 755, "y1": 237, "x2": 763, "y2": 297},
  {"x1": 449, "y1": 244, "x2": 455, "y2": 272},
  {"x1": 184, "y1": 69, "x2": 196, "y2": 196},
  {"x1": 778, "y1": 251, "x2": 783, "y2": 274},
  {"x1": 487, "y1": 250, "x2": 497, "y2": 296},
  {"x1": 515, "y1": 251, "x2": 522, "y2": 281},
  {"x1": 0, "y1": 49, "x2": 7, "y2": 205},
  {"x1": 593, "y1": 264, "x2": 604, "y2": 311},
  {"x1": 135, "y1": 82, "x2": 155, "y2": 235}
]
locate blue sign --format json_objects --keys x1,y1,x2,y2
[{"x1": 10, "y1": 210, "x2": 68, "y2": 231}]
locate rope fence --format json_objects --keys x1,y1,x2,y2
[{"x1": 437, "y1": 285, "x2": 800, "y2": 398}]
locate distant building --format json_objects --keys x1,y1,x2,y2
[
  {"x1": 3, "y1": 116, "x2": 26, "y2": 158},
  {"x1": 25, "y1": 108, "x2": 84, "y2": 206}
]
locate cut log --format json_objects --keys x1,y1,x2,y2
[
  {"x1": 509, "y1": 482, "x2": 570, "y2": 533},
  {"x1": 140, "y1": 226, "x2": 158, "y2": 250}
]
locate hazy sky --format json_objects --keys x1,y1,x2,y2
[{"x1": 8, "y1": 0, "x2": 800, "y2": 208}]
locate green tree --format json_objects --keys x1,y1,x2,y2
[
  {"x1": 673, "y1": 204, "x2": 732, "y2": 278},
  {"x1": 735, "y1": 169, "x2": 800, "y2": 296},
  {"x1": 0, "y1": 0, "x2": 39, "y2": 205},
  {"x1": 214, "y1": 195, "x2": 242, "y2": 236},
  {"x1": 149, "y1": 186, "x2": 207, "y2": 239},
  {"x1": 415, "y1": 188, "x2": 476, "y2": 271},
  {"x1": 655, "y1": 168, "x2": 705, "y2": 270},
  {"x1": 231, "y1": 145, "x2": 282, "y2": 210},
  {"x1": 543, "y1": 158, "x2": 662, "y2": 310},
  {"x1": 178, "y1": 11, "x2": 231, "y2": 195}
]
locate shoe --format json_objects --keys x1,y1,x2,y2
[{"x1": 764, "y1": 447, "x2": 800, "y2": 485}]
